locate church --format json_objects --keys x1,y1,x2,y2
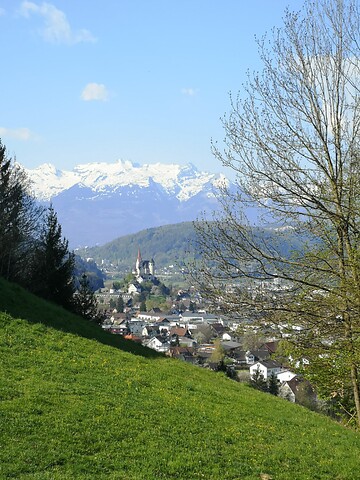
[{"x1": 133, "y1": 248, "x2": 155, "y2": 283}]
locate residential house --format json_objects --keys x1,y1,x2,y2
[
  {"x1": 249, "y1": 360, "x2": 282, "y2": 380},
  {"x1": 210, "y1": 323, "x2": 228, "y2": 337},
  {"x1": 169, "y1": 326, "x2": 192, "y2": 338},
  {"x1": 168, "y1": 346, "x2": 197, "y2": 363},
  {"x1": 128, "y1": 283, "x2": 141, "y2": 294},
  {"x1": 277, "y1": 370, "x2": 297, "y2": 383},
  {"x1": 142, "y1": 325, "x2": 160, "y2": 338},
  {"x1": 137, "y1": 311, "x2": 163, "y2": 322},
  {"x1": 180, "y1": 312, "x2": 220, "y2": 324},
  {"x1": 123, "y1": 333, "x2": 142, "y2": 343},
  {"x1": 261, "y1": 341, "x2": 279, "y2": 355},
  {"x1": 145, "y1": 335, "x2": 170, "y2": 353},
  {"x1": 279, "y1": 376, "x2": 316, "y2": 404},
  {"x1": 229, "y1": 348, "x2": 270, "y2": 365},
  {"x1": 128, "y1": 320, "x2": 146, "y2": 336},
  {"x1": 176, "y1": 336, "x2": 197, "y2": 348}
]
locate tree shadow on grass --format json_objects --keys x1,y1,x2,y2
[{"x1": 0, "y1": 277, "x2": 162, "y2": 359}]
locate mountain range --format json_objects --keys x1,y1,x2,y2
[{"x1": 24, "y1": 160, "x2": 230, "y2": 247}]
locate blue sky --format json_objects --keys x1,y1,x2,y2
[{"x1": 0, "y1": 0, "x2": 301, "y2": 175}]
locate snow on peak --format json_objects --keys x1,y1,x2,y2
[{"x1": 24, "y1": 159, "x2": 225, "y2": 201}]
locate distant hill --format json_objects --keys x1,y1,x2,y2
[
  {"x1": 77, "y1": 221, "x2": 305, "y2": 276},
  {"x1": 77, "y1": 221, "x2": 198, "y2": 272},
  {"x1": 1, "y1": 276, "x2": 360, "y2": 479}
]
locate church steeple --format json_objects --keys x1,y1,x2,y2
[{"x1": 135, "y1": 248, "x2": 142, "y2": 276}]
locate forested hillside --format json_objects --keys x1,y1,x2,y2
[
  {"x1": 77, "y1": 221, "x2": 302, "y2": 273},
  {"x1": 78, "y1": 221, "x2": 198, "y2": 271}
]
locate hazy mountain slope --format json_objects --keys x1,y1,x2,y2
[
  {"x1": 1, "y1": 276, "x2": 360, "y2": 479},
  {"x1": 78, "y1": 221, "x2": 197, "y2": 272},
  {"x1": 77, "y1": 221, "x2": 304, "y2": 275}
]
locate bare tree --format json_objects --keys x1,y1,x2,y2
[{"x1": 193, "y1": 0, "x2": 360, "y2": 427}]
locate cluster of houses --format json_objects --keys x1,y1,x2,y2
[
  {"x1": 98, "y1": 250, "x2": 315, "y2": 405},
  {"x1": 102, "y1": 308, "x2": 313, "y2": 404}
]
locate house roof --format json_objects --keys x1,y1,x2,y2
[
  {"x1": 222, "y1": 341, "x2": 242, "y2": 351},
  {"x1": 155, "y1": 317, "x2": 170, "y2": 324},
  {"x1": 170, "y1": 346, "x2": 195, "y2": 356},
  {"x1": 285, "y1": 376, "x2": 314, "y2": 395},
  {"x1": 154, "y1": 335, "x2": 168, "y2": 344},
  {"x1": 170, "y1": 326, "x2": 189, "y2": 337},
  {"x1": 143, "y1": 326, "x2": 160, "y2": 333},
  {"x1": 253, "y1": 359, "x2": 282, "y2": 369},
  {"x1": 123, "y1": 334, "x2": 142, "y2": 343},
  {"x1": 261, "y1": 341, "x2": 279, "y2": 354},
  {"x1": 250, "y1": 349, "x2": 270, "y2": 360},
  {"x1": 211, "y1": 322, "x2": 226, "y2": 331},
  {"x1": 150, "y1": 307, "x2": 162, "y2": 313}
]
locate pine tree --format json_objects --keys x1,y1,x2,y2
[
  {"x1": 250, "y1": 368, "x2": 268, "y2": 393},
  {"x1": 0, "y1": 139, "x2": 43, "y2": 283},
  {"x1": 116, "y1": 295, "x2": 124, "y2": 313},
  {"x1": 30, "y1": 206, "x2": 75, "y2": 309},
  {"x1": 73, "y1": 273, "x2": 99, "y2": 322},
  {"x1": 268, "y1": 372, "x2": 279, "y2": 396}
]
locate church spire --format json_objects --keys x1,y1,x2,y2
[{"x1": 135, "y1": 248, "x2": 142, "y2": 277}]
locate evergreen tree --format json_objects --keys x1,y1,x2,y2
[
  {"x1": 268, "y1": 372, "x2": 279, "y2": 396},
  {"x1": 73, "y1": 273, "x2": 99, "y2": 322},
  {"x1": 250, "y1": 368, "x2": 268, "y2": 393},
  {"x1": 0, "y1": 139, "x2": 43, "y2": 283},
  {"x1": 30, "y1": 206, "x2": 75, "y2": 309},
  {"x1": 116, "y1": 295, "x2": 124, "y2": 313}
]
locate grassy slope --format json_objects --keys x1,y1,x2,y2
[{"x1": 1, "y1": 278, "x2": 360, "y2": 480}]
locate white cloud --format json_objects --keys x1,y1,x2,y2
[
  {"x1": 0, "y1": 127, "x2": 35, "y2": 141},
  {"x1": 19, "y1": 1, "x2": 96, "y2": 45},
  {"x1": 181, "y1": 88, "x2": 197, "y2": 96},
  {"x1": 81, "y1": 83, "x2": 109, "y2": 102}
]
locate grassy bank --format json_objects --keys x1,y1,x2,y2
[{"x1": 0, "y1": 278, "x2": 359, "y2": 479}]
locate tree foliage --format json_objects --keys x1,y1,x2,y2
[
  {"x1": 0, "y1": 140, "x2": 43, "y2": 283},
  {"x1": 268, "y1": 372, "x2": 279, "y2": 396},
  {"x1": 210, "y1": 338, "x2": 226, "y2": 365},
  {"x1": 73, "y1": 273, "x2": 100, "y2": 322},
  {"x1": 29, "y1": 206, "x2": 75, "y2": 309},
  {"x1": 192, "y1": 0, "x2": 360, "y2": 427},
  {"x1": 116, "y1": 295, "x2": 124, "y2": 313},
  {"x1": 250, "y1": 368, "x2": 268, "y2": 393},
  {"x1": 0, "y1": 139, "x2": 103, "y2": 318}
]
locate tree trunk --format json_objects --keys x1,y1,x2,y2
[{"x1": 350, "y1": 363, "x2": 360, "y2": 428}]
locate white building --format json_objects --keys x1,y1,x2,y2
[{"x1": 249, "y1": 360, "x2": 282, "y2": 380}]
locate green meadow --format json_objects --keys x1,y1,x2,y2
[{"x1": 0, "y1": 277, "x2": 360, "y2": 480}]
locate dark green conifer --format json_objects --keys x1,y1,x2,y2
[
  {"x1": 73, "y1": 273, "x2": 99, "y2": 321},
  {"x1": 268, "y1": 372, "x2": 279, "y2": 396},
  {"x1": 0, "y1": 139, "x2": 42, "y2": 283},
  {"x1": 30, "y1": 206, "x2": 75, "y2": 309}
]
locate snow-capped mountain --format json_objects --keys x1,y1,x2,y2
[
  {"x1": 25, "y1": 160, "x2": 228, "y2": 202},
  {"x1": 24, "y1": 160, "x2": 230, "y2": 247}
]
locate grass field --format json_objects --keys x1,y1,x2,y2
[{"x1": 1, "y1": 277, "x2": 360, "y2": 479}]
